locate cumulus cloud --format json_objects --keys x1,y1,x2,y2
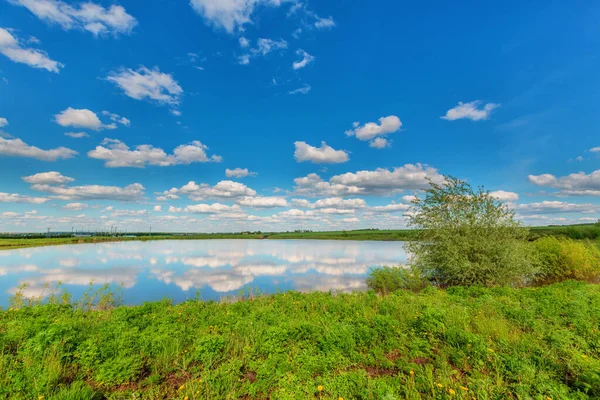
[
  {"x1": 490, "y1": 190, "x2": 519, "y2": 201},
  {"x1": 0, "y1": 27, "x2": 63, "y2": 72},
  {"x1": 55, "y1": 108, "x2": 118, "y2": 130},
  {"x1": 312, "y1": 198, "x2": 366, "y2": 209},
  {"x1": 153, "y1": 205, "x2": 162, "y2": 212},
  {"x1": 0, "y1": 192, "x2": 49, "y2": 204},
  {"x1": 63, "y1": 202, "x2": 87, "y2": 211},
  {"x1": 64, "y1": 132, "x2": 90, "y2": 138},
  {"x1": 239, "y1": 36, "x2": 249, "y2": 47},
  {"x1": 590, "y1": 147, "x2": 600, "y2": 153},
  {"x1": 294, "y1": 164, "x2": 444, "y2": 197},
  {"x1": 160, "y1": 180, "x2": 256, "y2": 201},
  {"x1": 345, "y1": 115, "x2": 401, "y2": 141},
  {"x1": 441, "y1": 100, "x2": 500, "y2": 121},
  {"x1": 31, "y1": 182, "x2": 144, "y2": 201},
  {"x1": 22, "y1": 171, "x2": 74, "y2": 185},
  {"x1": 237, "y1": 196, "x2": 288, "y2": 208},
  {"x1": 0, "y1": 117, "x2": 7, "y2": 128},
  {"x1": 528, "y1": 170, "x2": 600, "y2": 196},
  {"x1": 184, "y1": 203, "x2": 242, "y2": 214},
  {"x1": 8, "y1": 0, "x2": 137, "y2": 36},
  {"x1": 106, "y1": 66, "x2": 183, "y2": 106},
  {"x1": 369, "y1": 138, "x2": 390, "y2": 149},
  {"x1": 516, "y1": 201, "x2": 599, "y2": 214},
  {"x1": 0, "y1": 137, "x2": 77, "y2": 161},
  {"x1": 294, "y1": 141, "x2": 349, "y2": 164},
  {"x1": 293, "y1": 49, "x2": 314, "y2": 70},
  {"x1": 289, "y1": 84, "x2": 311, "y2": 95},
  {"x1": 225, "y1": 168, "x2": 257, "y2": 178},
  {"x1": 87, "y1": 138, "x2": 221, "y2": 168},
  {"x1": 190, "y1": 0, "x2": 285, "y2": 33}
]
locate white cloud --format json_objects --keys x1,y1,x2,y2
[
  {"x1": 106, "y1": 66, "x2": 183, "y2": 106},
  {"x1": 0, "y1": 118, "x2": 7, "y2": 128},
  {"x1": 370, "y1": 203, "x2": 410, "y2": 213},
  {"x1": 237, "y1": 196, "x2": 287, "y2": 208},
  {"x1": 238, "y1": 38, "x2": 287, "y2": 65},
  {"x1": 22, "y1": 171, "x2": 74, "y2": 185},
  {"x1": 64, "y1": 132, "x2": 90, "y2": 138},
  {"x1": 516, "y1": 201, "x2": 599, "y2": 214},
  {"x1": 490, "y1": 190, "x2": 519, "y2": 201},
  {"x1": 63, "y1": 202, "x2": 87, "y2": 211},
  {"x1": 189, "y1": 0, "x2": 284, "y2": 33},
  {"x1": 225, "y1": 168, "x2": 257, "y2": 178},
  {"x1": 239, "y1": 36, "x2": 249, "y2": 47},
  {"x1": 441, "y1": 100, "x2": 500, "y2": 121},
  {"x1": 161, "y1": 180, "x2": 256, "y2": 201},
  {"x1": 153, "y1": 205, "x2": 162, "y2": 212},
  {"x1": 238, "y1": 54, "x2": 250, "y2": 65},
  {"x1": 55, "y1": 108, "x2": 117, "y2": 131},
  {"x1": 88, "y1": 138, "x2": 221, "y2": 168},
  {"x1": 294, "y1": 164, "x2": 444, "y2": 197},
  {"x1": 528, "y1": 170, "x2": 600, "y2": 196},
  {"x1": 590, "y1": 147, "x2": 600, "y2": 153},
  {"x1": 312, "y1": 197, "x2": 366, "y2": 209},
  {"x1": 0, "y1": 137, "x2": 77, "y2": 161},
  {"x1": 184, "y1": 203, "x2": 242, "y2": 214},
  {"x1": 369, "y1": 138, "x2": 390, "y2": 149},
  {"x1": 101, "y1": 110, "x2": 130, "y2": 126},
  {"x1": 294, "y1": 141, "x2": 349, "y2": 164},
  {"x1": 31, "y1": 182, "x2": 145, "y2": 201},
  {"x1": 0, "y1": 27, "x2": 62, "y2": 72},
  {"x1": 0, "y1": 192, "x2": 48, "y2": 204},
  {"x1": 289, "y1": 84, "x2": 311, "y2": 95},
  {"x1": 345, "y1": 115, "x2": 401, "y2": 141},
  {"x1": 9, "y1": 0, "x2": 137, "y2": 36},
  {"x1": 292, "y1": 49, "x2": 314, "y2": 70},
  {"x1": 314, "y1": 16, "x2": 335, "y2": 29}
]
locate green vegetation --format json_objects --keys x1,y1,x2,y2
[
  {"x1": 533, "y1": 236, "x2": 600, "y2": 285},
  {"x1": 406, "y1": 177, "x2": 538, "y2": 287},
  {"x1": 1, "y1": 282, "x2": 600, "y2": 399}
]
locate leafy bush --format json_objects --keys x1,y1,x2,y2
[
  {"x1": 366, "y1": 266, "x2": 428, "y2": 294},
  {"x1": 406, "y1": 177, "x2": 539, "y2": 287},
  {"x1": 533, "y1": 236, "x2": 600, "y2": 284}
]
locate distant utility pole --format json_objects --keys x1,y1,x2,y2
[
  {"x1": 46, "y1": 228, "x2": 50, "y2": 238},
  {"x1": 150, "y1": 226, "x2": 152, "y2": 237}
]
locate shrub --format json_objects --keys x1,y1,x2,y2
[
  {"x1": 406, "y1": 176, "x2": 538, "y2": 287},
  {"x1": 533, "y1": 236, "x2": 600, "y2": 284},
  {"x1": 366, "y1": 266, "x2": 429, "y2": 294}
]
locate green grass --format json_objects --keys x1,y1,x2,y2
[{"x1": 1, "y1": 281, "x2": 599, "y2": 399}]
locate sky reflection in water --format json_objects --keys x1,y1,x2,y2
[{"x1": 0, "y1": 240, "x2": 407, "y2": 306}]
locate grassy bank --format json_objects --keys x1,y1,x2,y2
[{"x1": 1, "y1": 281, "x2": 599, "y2": 399}]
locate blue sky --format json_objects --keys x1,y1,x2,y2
[{"x1": 0, "y1": 0, "x2": 599, "y2": 233}]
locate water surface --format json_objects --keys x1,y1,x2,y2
[{"x1": 0, "y1": 239, "x2": 407, "y2": 307}]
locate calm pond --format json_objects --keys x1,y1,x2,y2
[{"x1": 0, "y1": 239, "x2": 407, "y2": 307}]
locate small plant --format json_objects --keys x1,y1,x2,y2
[{"x1": 366, "y1": 266, "x2": 428, "y2": 294}]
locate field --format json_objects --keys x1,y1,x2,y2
[{"x1": 1, "y1": 281, "x2": 599, "y2": 399}]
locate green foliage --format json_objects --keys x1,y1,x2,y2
[
  {"x1": 406, "y1": 176, "x2": 538, "y2": 287},
  {"x1": 1, "y1": 282, "x2": 600, "y2": 398},
  {"x1": 366, "y1": 266, "x2": 429, "y2": 294},
  {"x1": 533, "y1": 236, "x2": 600, "y2": 284}
]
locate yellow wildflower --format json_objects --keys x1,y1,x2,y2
[
  {"x1": 488, "y1": 348, "x2": 494, "y2": 353},
  {"x1": 460, "y1": 386, "x2": 468, "y2": 391},
  {"x1": 38, "y1": 397, "x2": 45, "y2": 400},
  {"x1": 317, "y1": 385, "x2": 323, "y2": 392},
  {"x1": 448, "y1": 389, "x2": 456, "y2": 395},
  {"x1": 184, "y1": 397, "x2": 189, "y2": 400},
  {"x1": 409, "y1": 370, "x2": 414, "y2": 376},
  {"x1": 179, "y1": 385, "x2": 185, "y2": 391},
  {"x1": 437, "y1": 383, "x2": 443, "y2": 388},
  {"x1": 339, "y1": 398, "x2": 344, "y2": 400}
]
